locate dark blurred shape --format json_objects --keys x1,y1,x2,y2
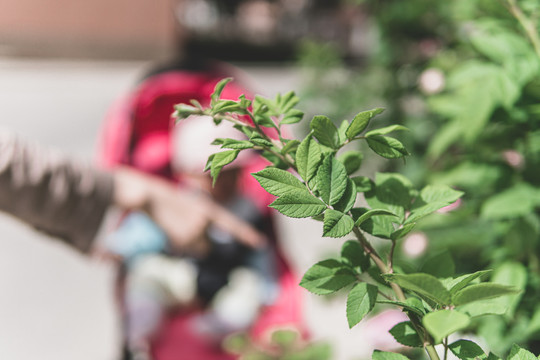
[
  {"x1": 175, "y1": 0, "x2": 360, "y2": 62},
  {"x1": 0, "y1": 0, "x2": 363, "y2": 61}
]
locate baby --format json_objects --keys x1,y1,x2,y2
[{"x1": 104, "y1": 116, "x2": 279, "y2": 360}]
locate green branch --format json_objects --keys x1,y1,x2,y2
[{"x1": 506, "y1": 0, "x2": 540, "y2": 59}]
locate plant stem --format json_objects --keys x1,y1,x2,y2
[
  {"x1": 214, "y1": 113, "x2": 252, "y2": 128},
  {"x1": 352, "y1": 227, "x2": 440, "y2": 360},
  {"x1": 443, "y1": 337, "x2": 448, "y2": 360},
  {"x1": 266, "y1": 146, "x2": 298, "y2": 170},
  {"x1": 388, "y1": 239, "x2": 397, "y2": 272},
  {"x1": 352, "y1": 227, "x2": 405, "y2": 301},
  {"x1": 426, "y1": 344, "x2": 441, "y2": 360},
  {"x1": 506, "y1": 0, "x2": 540, "y2": 59}
]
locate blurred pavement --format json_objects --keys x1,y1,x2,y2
[{"x1": 0, "y1": 59, "x2": 381, "y2": 360}]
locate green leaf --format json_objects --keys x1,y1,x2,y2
[
  {"x1": 507, "y1": 344, "x2": 537, "y2": 360},
  {"x1": 367, "y1": 266, "x2": 389, "y2": 287},
  {"x1": 346, "y1": 108, "x2": 385, "y2": 140},
  {"x1": 405, "y1": 203, "x2": 451, "y2": 224},
  {"x1": 346, "y1": 283, "x2": 378, "y2": 328},
  {"x1": 405, "y1": 185, "x2": 463, "y2": 224},
  {"x1": 310, "y1": 115, "x2": 339, "y2": 149},
  {"x1": 277, "y1": 91, "x2": 300, "y2": 113},
  {"x1": 390, "y1": 223, "x2": 416, "y2": 241},
  {"x1": 365, "y1": 125, "x2": 409, "y2": 137},
  {"x1": 299, "y1": 259, "x2": 356, "y2": 295},
  {"x1": 211, "y1": 78, "x2": 233, "y2": 105},
  {"x1": 281, "y1": 109, "x2": 304, "y2": 125},
  {"x1": 296, "y1": 135, "x2": 322, "y2": 182},
  {"x1": 377, "y1": 298, "x2": 425, "y2": 317},
  {"x1": 237, "y1": 94, "x2": 251, "y2": 109},
  {"x1": 527, "y1": 305, "x2": 540, "y2": 335},
  {"x1": 423, "y1": 310, "x2": 471, "y2": 344},
  {"x1": 254, "y1": 95, "x2": 278, "y2": 115},
  {"x1": 354, "y1": 209, "x2": 397, "y2": 227},
  {"x1": 213, "y1": 138, "x2": 254, "y2": 150},
  {"x1": 419, "y1": 185, "x2": 464, "y2": 204},
  {"x1": 317, "y1": 156, "x2": 349, "y2": 205},
  {"x1": 389, "y1": 321, "x2": 423, "y2": 348},
  {"x1": 261, "y1": 151, "x2": 288, "y2": 169},
  {"x1": 367, "y1": 135, "x2": 410, "y2": 159},
  {"x1": 338, "y1": 119, "x2": 350, "y2": 144},
  {"x1": 351, "y1": 176, "x2": 373, "y2": 192},
  {"x1": 289, "y1": 342, "x2": 332, "y2": 360},
  {"x1": 371, "y1": 350, "x2": 410, "y2": 360},
  {"x1": 469, "y1": 21, "x2": 540, "y2": 85},
  {"x1": 456, "y1": 299, "x2": 508, "y2": 318},
  {"x1": 222, "y1": 333, "x2": 249, "y2": 354},
  {"x1": 481, "y1": 184, "x2": 538, "y2": 220},
  {"x1": 365, "y1": 173, "x2": 414, "y2": 221},
  {"x1": 384, "y1": 273, "x2": 451, "y2": 305},
  {"x1": 341, "y1": 240, "x2": 370, "y2": 273},
  {"x1": 212, "y1": 100, "x2": 244, "y2": 114},
  {"x1": 209, "y1": 150, "x2": 240, "y2": 185},
  {"x1": 490, "y1": 262, "x2": 527, "y2": 318},
  {"x1": 281, "y1": 139, "x2": 300, "y2": 155},
  {"x1": 447, "y1": 270, "x2": 492, "y2": 294},
  {"x1": 252, "y1": 168, "x2": 307, "y2": 197},
  {"x1": 449, "y1": 340, "x2": 487, "y2": 360},
  {"x1": 421, "y1": 252, "x2": 455, "y2": 278},
  {"x1": 269, "y1": 193, "x2": 326, "y2": 218},
  {"x1": 254, "y1": 113, "x2": 277, "y2": 128},
  {"x1": 353, "y1": 208, "x2": 396, "y2": 239},
  {"x1": 323, "y1": 209, "x2": 355, "y2": 238},
  {"x1": 333, "y1": 178, "x2": 357, "y2": 213},
  {"x1": 338, "y1": 151, "x2": 364, "y2": 175},
  {"x1": 173, "y1": 103, "x2": 199, "y2": 119},
  {"x1": 249, "y1": 134, "x2": 273, "y2": 147},
  {"x1": 234, "y1": 124, "x2": 255, "y2": 137},
  {"x1": 270, "y1": 329, "x2": 298, "y2": 349},
  {"x1": 427, "y1": 61, "x2": 520, "y2": 155},
  {"x1": 452, "y1": 283, "x2": 519, "y2": 306},
  {"x1": 189, "y1": 99, "x2": 203, "y2": 110}
]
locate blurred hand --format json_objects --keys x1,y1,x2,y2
[{"x1": 112, "y1": 166, "x2": 266, "y2": 252}]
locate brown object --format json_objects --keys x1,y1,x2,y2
[{"x1": 0, "y1": 130, "x2": 113, "y2": 252}]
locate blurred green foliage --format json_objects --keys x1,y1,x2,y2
[{"x1": 298, "y1": 0, "x2": 540, "y2": 356}]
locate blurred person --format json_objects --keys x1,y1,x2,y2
[
  {"x1": 97, "y1": 59, "x2": 304, "y2": 360},
  {"x1": 0, "y1": 129, "x2": 264, "y2": 256},
  {"x1": 105, "y1": 116, "x2": 280, "y2": 360}
]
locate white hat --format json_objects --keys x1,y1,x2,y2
[{"x1": 172, "y1": 115, "x2": 253, "y2": 174}]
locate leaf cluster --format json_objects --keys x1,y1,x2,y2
[{"x1": 173, "y1": 78, "x2": 536, "y2": 359}]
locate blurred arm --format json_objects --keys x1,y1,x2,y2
[
  {"x1": 0, "y1": 130, "x2": 265, "y2": 254},
  {"x1": 0, "y1": 130, "x2": 113, "y2": 252}
]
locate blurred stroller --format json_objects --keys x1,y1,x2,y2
[{"x1": 96, "y1": 58, "x2": 305, "y2": 360}]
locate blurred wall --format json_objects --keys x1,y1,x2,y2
[{"x1": 0, "y1": 0, "x2": 179, "y2": 59}]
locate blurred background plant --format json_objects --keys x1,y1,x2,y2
[
  {"x1": 223, "y1": 329, "x2": 332, "y2": 360},
  {"x1": 297, "y1": 0, "x2": 540, "y2": 356}
]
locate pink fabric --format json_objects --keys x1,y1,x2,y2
[
  {"x1": 152, "y1": 308, "x2": 237, "y2": 360},
  {"x1": 95, "y1": 95, "x2": 133, "y2": 169}
]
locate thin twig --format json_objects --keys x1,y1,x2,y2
[
  {"x1": 506, "y1": 0, "x2": 540, "y2": 59},
  {"x1": 388, "y1": 239, "x2": 397, "y2": 273},
  {"x1": 377, "y1": 291, "x2": 393, "y2": 301},
  {"x1": 352, "y1": 227, "x2": 440, "y2": 359},
  {"x1": 352, "y1": 227, "x2": 406, "y2": 301}
]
